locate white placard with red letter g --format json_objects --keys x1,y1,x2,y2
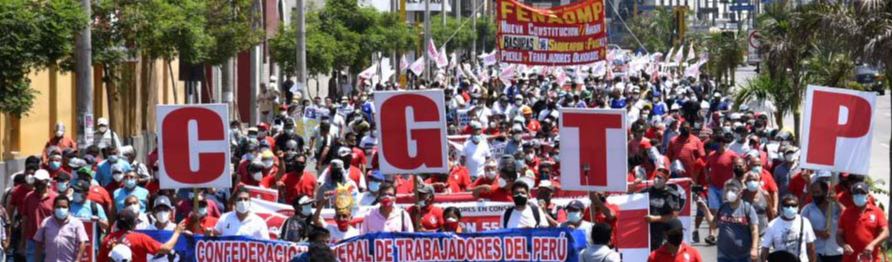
[
  {"x1": 374, "y1": 90, "x2": 449, "y2": 174},
  {"x1": 800, "y1": 85, "x2": 876, "y2": 175},
  {"x1": 156, "y1": 104, "x2": 232, "y2": 189},
  {"x1": 559, "y1": 108, "x2": 628, "y2": 192}
]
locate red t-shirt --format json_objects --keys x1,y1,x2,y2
[
  {"x1": 647, "y1": 243, "x2": 703, "y2": 262},
  {"x1": 449, "y1": 165, "x2": 473, "y2": 192},
  {"x1": 22, "y1": 190, "x2": 58, "y2": 240},
  {"x1": 407, "y1": 205, "x2": 445, "y2": 231},
  {"x1": 666, "y1": 135, "x2": 705, "y2": 175},
  {"x1": 87, "y1": 185, "x2": 113, "y2": 216},
  {"x1": 103, "y1": 181, "x2": 122, "y2": 195},
  {"x1": 838, "y1": 204, "x2": 888, "y2": 262},
  {"x1": 758, "y1": 169, "x2": 778, "y2": 194},
  {"x1": 98, "y1": 230, "x2": 162, "y2": 262},
  {"x1": 185, "y1": 216, "x2": 219, "y2": 235},
  {"x1": 267, "y1": 171, "x2": 318, "y2": 204},
  {"x1": 9, "y1": 185, "x2": 32, "y2": 213},
  {"x1": 788, "y1": 172, "x2": 809, "y2": 200},
  {"x1": 350, "y1": 147, "x2": 367, "y2": 169},
  {"x1": 478, "y1": 185, "x2": 513, "y2": 202},
  {"x1": 582, "y1": 203, "x2": 620, "y2": 244},
  {"x1": 470, "y1": 177, "x2": 496, "y2": 189},
  {"x1": 706, "y1": 150, "x2": 738, "y2": 188}
]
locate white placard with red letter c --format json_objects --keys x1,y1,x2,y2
[
  {"x1": 374, "y1": 90, "x2": 449, "y2": 174},
  {"x1": 559, "y1": 108, "x2": 628, "y2": 192},
  {"x1": 800, "y1": 85, "x2": 876, "y2": 175},
  {"x1": 156, "y1": 104, "x2": 232, "y2": 189}
]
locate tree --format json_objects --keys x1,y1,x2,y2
[
  {"x1": 704, "y1": 30, "x2": 746, "y2": 89},
  {"x1": 430, "y1": 15, "x2": 475, "y2": 53},
  {"x1": 0, "y1": 0, "x2": 88, "y2": 117},
  {"x1": 622, "y1": 7, "x2": 676, "y2": 52},
  {"x1": 475, "y1": 16, "x2": 497, "y2": 54}
]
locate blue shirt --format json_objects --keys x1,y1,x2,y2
[
  {"x1": 652, "y1": 102, "x2": 668, "y2": 116},
  {"x1": 610, "y1": 98, "x2": 626, "y2": 109},
  {"x1": 113, "y1": 186, "x2": 149, "y2": 213},
  {"x1": 70, "y1": 200, "x2": 108, "y2": 222},
  {"x1": 800, "y1": 203, "x2": 843, "y2": 256},
  {"x1": 95, "y1": 160, "x2": 132, "y2": 187}
]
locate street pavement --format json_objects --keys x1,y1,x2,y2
[{"x1": 693, "y1": 66, "x2": 892, "y2": 260}]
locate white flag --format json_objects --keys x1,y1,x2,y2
[
  {"x1": 448, "y1": 52, "x2": 458, "y2": 70},
  {"x1": 409, "y1": 56, "x2": 425, "y2": 76},
  {"x1": 687, "y1": 44, "x2": 697, "y2": 61},
  {"x1": 592, "y1": 61, "x2": 607, "y2": 77},
  {"x1": 665, "y1": 47, "x2": 675, "y2": 63},
  {"x1": 498, "y1": 64, "x2": 516, "y2": 86},
  {"x1": 358, "y1": 62, "x2": 377, "y2": 80},
  {"x1": 673, "y1": 46, "x2": 685, "y2": 63},
  {"x1": 427, "y1": 39, "x2": 440, "y2": 64},
  {"x1": 436, "y1": 46, "x2": 449, "y2": 68},
  {"x1": 481, "y1": 51, "x2": 497, "y2": 66},
  {"x1": 400, "y1": 54, "x2": 411, "y2": 71}
]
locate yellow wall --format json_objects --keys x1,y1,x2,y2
[{"x1": 1, "y1": 58, "x2": 185, "y2": 161}]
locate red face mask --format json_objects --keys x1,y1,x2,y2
[
  {"x1": 336, "y1": 219, "x2": 350, "y2": 231},
  {"x1": 443, "y1": 220, "x2": 459, "y2": 232},
  {"x1": 380, "y1": 196, "x2": 395, "y2": 207}
]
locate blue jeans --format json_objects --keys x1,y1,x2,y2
[
  {"x1": 718, "y1": 258, "x2": 752, "y2": 262},
  {"x1": 25, "y1": 240, "x2": 37, "y2": 262}
]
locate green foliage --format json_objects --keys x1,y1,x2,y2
[
  {"x1": 430, "y1": 15, "x2": 475, "y2": 53},
  {"x1": 705, "y1": 30, "x2": 746, "y2": 87},
  {"x1": 475, "y1": 16, "x2": 497, "y2": 54},
  {"x1": 0, "y1": 0, "x2": 87, "y2": 117},
  {"x1": 623, "y1": 7, "x2": 675, "y2": 52},
  {"x1": 116, "y1": 0, "x2": 214, "y2": 63},
  {"x1": 203, "y1": 0, "x2": 264, "y2": 65}
]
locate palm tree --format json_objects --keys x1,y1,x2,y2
[
  {"x1": 705, "y1": 30, "x2": 746, "y2": 90},
  {"x1": 734, "y1": 74, "x2": 795, "y2": 128}
]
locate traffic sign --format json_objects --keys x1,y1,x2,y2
[
  {"x1": 730, "y1": 5, "x2": 755, "y2": 11},
  {"x1": 156, "y1": 104, "x2": 232, "y2": 189}
]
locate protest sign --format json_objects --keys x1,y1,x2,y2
[
  {"x1": 156, "y1": 104, "x2": 231, "y2": 189},
  {"x1": 559, "y1": 108, "x2": 628, "y2": 192},
  {"x1": 79, "y1": 220, "x2": 96, "y2": 262},
  {"x1": 244, "y1": 184, "x2": 279, "y2": 202},
  {"x1": 800, "y1": 85, "x2": 876, "y2": 174},
  {"x1": 496, "y1": 0, "x2": 607, "y2": 65},
  {"x1": 374, "y1": 90, "x2": 449, "y2": 174}
]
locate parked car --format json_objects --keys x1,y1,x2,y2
[{"x1": 855, "y1": 65, "x2": 885, "y2": 95}]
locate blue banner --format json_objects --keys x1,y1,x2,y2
[{"x1": 141, "y1": 228, "x2": 587, "y2": 262}]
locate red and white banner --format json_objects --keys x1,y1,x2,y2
[
  {"x1": 250, "y1": 198, "x2": 292, "y2": 239},
  {"x1": 156, "y1": 104, "x2": 232, "y2": 189},
  {"x1": 800, "y1": 85, "x2": 877, "y2": 174},
  {"x1": 244, "y1": 185, "x2": 279, "y2": 203},
  {"x1": 374, "y1": 90, "x2": 449, "y2": 174},
  {"x1": 496, "y1": 0, "x2": 607, "y2": 65},
  {"x1": 559, "y1": 108, "x2": 628, "y2": 192},
  {"x1": 79, "y1": 220, "x2": 96, "y2": 262},
  {"x1": 608, "y1": 193, "x2": 650, "y2": 261}
]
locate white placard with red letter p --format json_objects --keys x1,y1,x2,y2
[
  {"x1": 375, "y1": 90, "x2": 449, "y2": 174},
  {"x1": 800, "y1": 85, "x2": 876, "y2": 175},
  {"x1": 156, "y1": 104, "x2": 232, "y2": 189},
  {"x1": 559, "y1": 108, "x2": 628, "y2": 192}
]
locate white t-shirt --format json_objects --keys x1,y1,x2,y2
[
  {"x1": 462, "y1": 140, "x2": 491, "y2": 178},
  {"x1": 325, "y1": 224, "x2": 359, "y2": 243},
  {"x1": 728, "y1": 141, "x2": 752, "y2": 156},
  {"x1": 761, "y1": 215, "x2": 816, "y2": 262},
  {"x1": 214, "y1": 212, "x2": 270, "y2": 239},
  {"x1": 560, "y1": 221, "x2": 594, "y2": 246},
  {"x1": 501, "y1": 206, "x2": 549, "y2": 229}
]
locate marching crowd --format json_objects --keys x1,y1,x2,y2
[{"x1": 2, "y1": 58, "x2": 888, "y2": 262}]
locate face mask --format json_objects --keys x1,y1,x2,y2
[
  {"x1": 566, "y1": 212, "x2": 582, "y2": 223},
  {"x1": 127, "y1": 204, "x2": 140, "y2": 214},
  {"x1": 108, "y1": 155, "x2": 119, "y2": 163},
  {"x1": 280, "y1": 112, "x2": 288, "y2": 118},
  {"x1": 485, "y1": 171, "x2": 497, "y2": 179},
  {"x1": 751, "y1": 166, "x2": 762, "y2": 174},
  {"x1": 784, "y1": 154, "x2": 795, "y2": 162},
  {"x1": 54, "y1": 208, "x2": 69, "y2": 220},
  {"x1": 368, "y1": 181, "x2": 381, "y2": 192},
  {"x1": 198, "y1": 207, "x2": 208, "y2": 217},
  {"x1": 124, "y1": 179, "x2": 137, "y2": 189},
  {"x1": 49, "y1": 161, "x2": 61, "y2": 171},
  {"x1": 497, "y1": 177, "x2": 507, "y2": 188},
  {"x1": 98, "y1": 126, "x2": 108, "y2": 133},
  {"x1": 236, "y1": 200, "x2": 251, "y2": 214},
  {"x1": 112, "y1": 173, "x2": 124, "y2": 182},
  {"x1": 336, "y1": 219, "x2": 350, "y2": 231},
  {"x1": 515, "y1": 101, "x2": 523, "y2": 106},
  {"x1": 301, "y1": 205, "x2": 313, "y2": 216},
  {"x1": 56, "y1": 181, "x2": 69, "y2": 192},
  {"x1": 263, "y1": 160, "x2": 274, "y2": 169},
  {"x1": 513, "y1": 194, "x2": 528, "y2": 206},
  {"x1": 25, "y1": 175, "x2": 35, "y2": 185},
  {"x1": 812, "y1": 194, "x2": 825, "y2": 205},
  {"x1": 155, "y1": 211, "x2": 170, "y2": 223},
  {"x1": 471, "y1": 135, "x2": 481, "y2": 144},
  {"x1": 443, "y1": 218, "x2": 459, "y2": 231},
  {"x1": 252, "y1": 172, "x2": 264, "y2": 181},
  {"x1": 513, "y1": 134, "x2": 522, "y2": 141},
  {"x1": 853, "y1": 194, "x2": 869, "y2": 207},
  {"x1": 746, "y1": 181, "x2": 760, "y2": 192},
  {"x1": 782, "y1": 206, "x2": 798, "y2": 219},
  {"x1": 726, "y1": 191, "x2": 739, "y2": 202},
  {"x1": 73, "y1": 193, "x2": 84, "y2": 203},
  {"x1": 55, "y1": 130, "x2": 64, "y2": 138},
  {"x1": 247, "y1": 135, "x2": 257, "y2": 140},
  {"x1": 733, "y1": 167, "x2": 746, "y2": 177},
  {"x1": 284, "y1": 129, "x2": 294, "y2": 134},
  {"x1": 526, "y1": 154, "x2": 534, "y2": 161},
  {"x1": 419, "y1": 200, "x2": 427, "y2": 207},
  {"x1": 379, "y1": 196, "x2": 395, "y2": 208},
  {"x1": 666, "y1": 233, "x2": 684, "y2": 246}
]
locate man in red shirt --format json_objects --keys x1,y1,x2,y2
[
  {"x1": 184, "y1": 198, "x2": 219, "y2": 236},
  {"x1": 647, "y1": 218, "x2": 703, "y2": 262},
  {"x1": 704, "y1": 133, "x2": 738, "y2": 242},
  {"x1": 406, "y1": 185, "x2": 444, "y2": 232},
  {"x1": 344, "y1": 133, "x2": 367, "y2": 175},
  {"x1": 43, "y1": 122, "x2": 77, "y2": 162},
  {"x1": 98, "y1": 209, "x2": 185, "y2": 262},
  {"x1": 837, "y1": 182, "x2": 889, "y2": 262},
  {"x1": 21, "y1": 170, "x2": 57, "y2": 262},
  {"x1": 666, "y1": 122, "x2": 705, "y2": 178},
  {"x1": 472, "y1": 164, "x2": 517, "y2": 202},
  {"x1": 470, "y1": 159, "x2": 498, "y2": 189},
  {"x1": 265, "y1": 154, "x2": 317, "y2": 204}
]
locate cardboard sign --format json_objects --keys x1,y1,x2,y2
[
  {"x1": 157, "y1": 104, "x2": 232, "y2": 189},
  {"x1": 374, "y1": 90, "x2": 449, "y2": 174},
  {"x1": 559, "y1": 108, "x2": 628, "y2": 192},
  {"x1": 800, "y1": 85, "x2": 876, "y2": 174}
]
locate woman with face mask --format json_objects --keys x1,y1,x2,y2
[
  {"x1": 439, "y1": 207, "x2": 465, "y2": 233},
  {"x1": 358, "y1": 183, "x2": 413, "y2": 234},
  {"x1": 742, "y1": 172, "x2": 770, "y2": 236}
]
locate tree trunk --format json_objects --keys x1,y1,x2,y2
[
  {"x1": 793, "y1": 112, "x2": 801, "y2": 145},
  {"x1": 774, "y1": 110, "x2": 784, "y2": 130}
]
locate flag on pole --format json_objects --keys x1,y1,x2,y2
[
  {"x1": 400, "y1": 54, "x2": 411, "y2": 71},
  {"x1": 427, "y1": 39, "x2": 440, "y2": 64},
  {"x1": 673, "y1": 46, "x2": 685, "y2": 63},
  {"x1": 687, "y1": 44, "x2": 697, "y2": 61},
  {"x1": 358, "y1": 62, "x2": 377, "y2": 80},
  {"x1": 498, "y1": 64, "x2": 516, "y2": 86},
  {"x1": 665, "y1": 47, "x2": 675, "y2": 63},
  {"x1": 448, "y1": 52, "x2": 458, "y2": 70},
  {"x1": 481, "y1": 51, "x2": 497, "y2": 66},
  {"x1": 409, "y1": 56, "x2": 425, "y2": 76},
  {"x1": 436, "y1": 46, "x2": 449, "y2": 68},
  {"x1": 592, "y1": 61, "x2": 607, "y2": 78},
  {"x1": 610, "y1": 193, "x2": 652, "y2": 262}
]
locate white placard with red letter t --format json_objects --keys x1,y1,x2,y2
[
  {"x1": 156, "y1": 104, "x2": 232, "y2": 189},
  {"x1": 559, "y1": 108, "x2": 628, "y2": 192},
  {"x1": 375, "y1": 90, "x2": 449, "y2": 174},
  {"x1": 800, "y1": 85, "x2": 876, "y2": 175}
]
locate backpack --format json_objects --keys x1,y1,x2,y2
[{"x1": 502, "y1": 204, "x2": 541, "y2": 229}]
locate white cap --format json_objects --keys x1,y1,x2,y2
[
  {"x1": 33, "y1": 170, "x2": 50, "y2": 181},
  {"x1": 329, "y1": 159, "x2": 345, "y2": 169},
  {"x1": 119, "y1": 145, "x2": 134, "y2": 156},
  {"x1": 469, "y1": 121, "x2": 483, "y2": 130},
  {"x1": 97, "y1": 118, "x2": 109, "y2": 126},
  {"x1": 337, "y1": 147, "x2": 352, "y2": 157},
  {"x1": 730, "y1": 113, "x2": 742, "y2": 120},
  {"x1": 670, "y1": 103, "x2": 681, "y2": 110},
  {"x1": 297, "y1": 195, "x2": 315, "y2": 206},
  {"x1": 109, "y1": 244, "x2": 132, "y2": 262}
]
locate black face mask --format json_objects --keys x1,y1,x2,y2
[
  {"x1": 733, "y1": 167, "x2": 746, "y2": 177},
  {"x1": 812, "y1": 195, "x2": 826, "y2": 205},
  {"x1": 679, "y1": 128, "x2": 690, "y2": 137},
  {"x1": 513, "y1": 194, "x2": 528, "y2": 206},
  {"x1": 331, "y1": 170, "x2": 344, "y2": 182},
  {"x1": 666, "y1": 233, "x2": 684, "y2": 246}
]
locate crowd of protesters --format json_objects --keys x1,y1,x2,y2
[{"x1": 3, "y1": 55, "x2": 888, "y2": 262}]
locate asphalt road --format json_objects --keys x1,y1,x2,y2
[{"x1": 693, "y1": 66, "x2": 892, "y2": 260}]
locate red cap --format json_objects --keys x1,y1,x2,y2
[
  {"x1": 257, "y1": 122, "x2": 269, "y2": 131},
  {"x1": 639, "y1": 139, "x2": 653, "y2": 149},
  {"x1": 279, "y1": 105, "x2": 288, "y2": 111}
]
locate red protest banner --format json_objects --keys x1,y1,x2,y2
[
  {"x1": 374, "y1": 90, "x2": 449, "y2": 174},
  {"x1": 156, "y1": 104, "x2": 232, "y2": 189},
  {"x1": 496, "y1": 0, "x2": 607, "y2": 65},
  {"x1": 79, "y1": 219, "x2": 96, "y2": 262}
]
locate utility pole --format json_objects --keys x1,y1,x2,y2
[
  {"x1": 75, "y1": 0, "x2": 92, "y2": 149},
  {"x1": 424, "y1": 0, "x2": 431, "y2": 81},
  {"x1": 455, "y1": 0, "x2": 460, "y2": 20},
  {"x1": 296, "y1": 0, "x2": 307, "y2": 100},
  {"x1": 471, "y1": 0, "x2": 476, "y2": 61},
  {"x1": 441, "y1": 0, "x2": 447, "y2": 26}
]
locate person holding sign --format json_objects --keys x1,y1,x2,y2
[
  {"x1": 641, "y1": 169, "x2": 682, "y2": 251},
  {"x1": 97, "y1": 208, "x2": 186, "y2": 262},
  {"x1": 212, "y1": 188, "x2": 269, "y2": 239}
]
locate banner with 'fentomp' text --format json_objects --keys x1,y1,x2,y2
[{"x1": 496, "y1": 0, "x2": 607, "y2": 65}]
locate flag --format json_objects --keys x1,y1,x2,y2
[
  {"x1": 555, "y1": 68, "x2": 568, "y2": 87},
  {"x1": 436, "y1": 46, "x2": 449, "y2": 68},
  {"x1": 409, "y1": 56, "x2": 425, "y2": 76},
  {"x1": 481, "y1": 50, "x2": 497, "y2": 66},
  {"x1": 610, "y1": 193, "x2": 652, "y2": 262},
  {"x1": 358, "y1": 62, "x2": 377, "y2": 80},
  {"x1": 498, "y1": 64, "x2": 516, "y2": 86},
  {"x1": 687, "y1": 44, "x2": 697, "y2": 61},
  {"x1": 665, "y1": 47, "x2": 675, "y2": 63},
  {"x1": 673, "y1": 46, "x2": 685, "y2": 63},
  {"x1": 380, "y1": 58, "x2": 394, "y2": 81},
  {"x1": 427, "y1": 39, "x2": 440, "y2": 65},
  {"x1": 592, "y1": 61, "x2": 607, "y2": 77},
  {"x1": 448, "y1": 52, "x2": 458, "y2": 70},
  {"x1": 400, "y1": 54, "x2": 411, "y2": 71}
]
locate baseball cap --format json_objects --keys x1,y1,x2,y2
[
  {"x1": 154, "y1": 196, "x2": 173, "y2": 209},
  {"x1": 566, "y1": 200, "x2": 585, "y2": 211},
  {"x1": 329, "y1": 159, "x2": 345, "y2": 169},
  {"x1": 665, "y1": 218, "x2": 685, "y2": 233},
  {"x1": 72, "y1": 180, "x2": 91, "y2": 192},
  {"x1": 469, "y1": 121, "x2": 483, "y2": 130},
  {"x1": 417, "y1": 184, "x2": 434, "y2": 195},
  {"x1": 538, "y1": 180, "x2": 555, "y2": 192},
  {"x1": 851, "y1": 182, "x2": 869, "y2": 194},
  {"x1": 369, "y1": 170, "x2": 385, "y2": 181},
  {"x1": 68, "y1": 158, "x2": 86, "y2": 169},
  {"x1": 297, "y1": 195, "x2": 316, "y2": 206},
  {"x1": 97, "y1": 118, "x2": 109, "y2": 126},
  {"x1": 55, "y1": 172, "x2": 71, "y2": 181},
  {"x1": 34, "y1": 169, "x2": 51, "y2": 181},
  {"x1": 109, "y1": 245, "x2": 132, "y2": 262}
]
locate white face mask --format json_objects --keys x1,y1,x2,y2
[
  {"x1": 784, "y1": 153, "x2": 795, "y2": 162},
  {"x1": 55, "y1": 130, "x2": 64, "y2": 138},
  {"x1": 155, "y1": 211, "x2": 170, "y2": 223},
  {"x1": 301, "y1": 205, "x2": 313, "y2": 216},
  {"x1": 236, "y1": 200, "x2": 251, "y2": 214},
  {"x1": 725, "y1": 191, "x2": 739, "y2": 202},
  {"x1": 497, "y1": 177, "x2": 507, "y2": 188},
  {"x1": 252, "y1": 172, "x2": 264, "y2": 181},
  {"x1": 485, "y1": 171, "x2": 497, "y2": 179},
  {"x1": 112, "y1": 173, "x2": 124, "y2": 182},
  {"x1": 128, "y1": 204, "x2": 141, "y2": 214}
]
